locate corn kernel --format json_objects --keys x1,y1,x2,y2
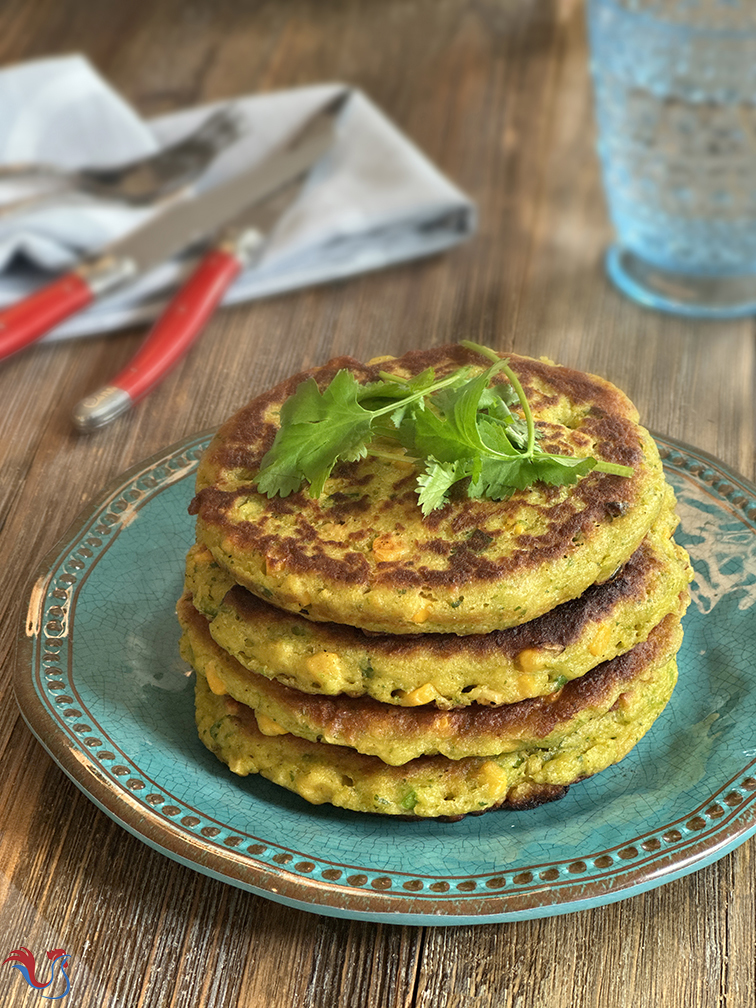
[
  {"x1": 280, "y1": 574, "x2": 312, "y2": 606},
  {"x1": 411, "y1": 606, "x2": 430, "y2": 624},
  {"x1": 367, "y1": 354, "x2": 396, "y2": 365},
  {"x1": 516, "y1": 648, "x2": 545, "y2": 673},
  {"x1": 400, "y1": 682, "x2": 436, "y2": 706},
  {"x1": 305, "y1": 651, "x2": 343, "y2": 681},
  {"x1": 516, "y1": 672, "x2": 545, "y2": 697},
  {"x1": 589, "y1": 623, "x2": 613, "y2": 656},
  {"x1": 204, "y1": 665, "x2": 227, "y2": 696},
  {"x1": 265, "y1": 556, "x2": 285, "y2": 576},
  {"x1": 255, "y1": 712, "x2": 290, "y2": 736},
  {"x1": 480, "y1": 761, "x2": 509, "y2": 793},
  {"x1": 372, "y1": 533, "x2": 410, "y2": 562}
]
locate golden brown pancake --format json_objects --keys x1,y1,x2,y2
[
  {"x1": 190, "y1": 345, "x2": 668, "y2": 635},
  {"x1": 193, "y1": 612, "x2": 681, "y2": 817},
  {"x1": 183, "y1": 497, "x2": 690, "y2": 707},
  {"x1": 180, "y1": 592, "x2": 686, "y2": 766}
]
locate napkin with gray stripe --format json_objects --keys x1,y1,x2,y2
[{"x1": 0, "y1": 55, "x2": 475, "y2": 342}]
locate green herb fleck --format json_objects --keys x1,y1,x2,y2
[
  {"x1": 400, "y1": 789, "x2": 419, "y2": 811},
  {"x1": 361, "y1": 659, "x2": 375, "y2": 679},
  {"x1": 208, "y1": 718, "x2": 225, "y2": 742}
]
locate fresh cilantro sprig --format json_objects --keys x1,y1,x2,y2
[
  {"x1": 255, "y1": 366, "x2": 465, "y2": 499},
  {"x1": 255, "y1": 341, "x2": 633, "y2": 514}
]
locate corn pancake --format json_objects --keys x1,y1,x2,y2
[
  {"x1": 189, "y1": 345, "x2": 667, "y2": 635},
  {"x1": 193, "y1": 619, "x2": 680, "y2": 817},
  {"x1": 180, "y1": 591, "x2": 686, "y2": 766},
  {"x1": 183, "y1": 501, "x2": 691, "y2": 707}
]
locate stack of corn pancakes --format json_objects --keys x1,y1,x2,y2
[{"x1": 178, "y1": 345, "x2": 692, "y2": 820}]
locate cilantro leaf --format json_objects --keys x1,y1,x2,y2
[
  {"x1": 256, "y1": 371, "x2": 373, "y2": 498},
  {"x1": 416, "y1": 457, "x2": 472, "y2": 515},
  {"x1": 529, "y1": 454, "x2": 598, "y2": 485},
  {"x1": 254, "y1": 343, "x2": 634, "y2": 512},
  {"x1": 256, "y1": 365, "x2": 468, "y2": 499}
]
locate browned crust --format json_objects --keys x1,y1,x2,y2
[
  {"x1": 219, "y1": 532, "x2": 669, "y2": 663},
  {"x1": 180, "y1": 592, "x2": 683, "y2": 746},
  {"x1": 190, "y1": 346, "x2": 658, "y2": 592},
  {"x1": 429, "y1": 782, "x2": 576, "y2": 820},
  {"x1": 211, "y1": 687, "x2": 579, "y2": 818}
]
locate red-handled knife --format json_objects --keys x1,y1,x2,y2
[
  {"x1": 0, "y1": 89, "x2": 348, "y2": 424},
  {"x1": 70, "y1": 249, "x2": 243, "y2": 431},
  {"x1": 71, "y1": 168, "x2": 314, "y2": 432}
]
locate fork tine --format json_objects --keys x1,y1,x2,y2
[
  {"x1": 86, "y1": 104, "x2": 244, "y2": 182},
  {"x1": 0, "y1": 102, "x2": 246, "y2": 211},
  {"x1": 185, "y1": 103, "x2": 245, "y2": 150},
  {"x1": 102, "y1": 105, "x2": 245, "y2": 201}
]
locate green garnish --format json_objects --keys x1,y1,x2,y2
[{"x1": 256, "y1": 341, "x2": 633, "y2": 515}]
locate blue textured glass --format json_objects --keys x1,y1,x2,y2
[{"x1": 587, "y1": 0, "x2": 756, "y2": 316}]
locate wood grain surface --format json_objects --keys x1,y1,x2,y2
[{"x1": 0, "y1": 1, "x2": 753, "y2": 1006}]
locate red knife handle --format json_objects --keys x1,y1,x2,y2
[
  {"x1": 117, "y1": 247, "x2": 243, "y2": 400},
  {"x1": 72, "y1": 247, "x2": 242, "y2": 432},
  {"x1": 0, "y1": 272, "x2": 93, "y2": 361}
]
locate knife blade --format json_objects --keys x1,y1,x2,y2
[
  {"x1": 71, "y1": 171, "x2": 319, "y2": 431},
  {"x1": 0, "y1": 89, "x2": 348, "y2": 363}
]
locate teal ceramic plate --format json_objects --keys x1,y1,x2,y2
[{"x1": 15, "y1": 432, "x2": 756, "y2": 925}]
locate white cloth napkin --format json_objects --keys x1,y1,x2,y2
[{"x1": 0, "y1": 55, "x2": 475, "y2": 342}]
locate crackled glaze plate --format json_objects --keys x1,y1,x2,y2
[{"x1": 14, "y1": 432, "x2": 756, "y2": 925}]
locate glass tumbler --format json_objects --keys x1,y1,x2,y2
[{"x1": 586, "y1": 0, "x2": 756, "y2": 317}]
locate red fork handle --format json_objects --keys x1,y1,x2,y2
[
  {"x1": 72, "y1": 247, "x2": 242, "y2": 432},
  {"x1": 0, "y1": 273, "x2": 94, "y2": 360}
]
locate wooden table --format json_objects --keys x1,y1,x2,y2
[{"x1": 0, "y1": 1, "x2": 753, "y2": 1005}]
